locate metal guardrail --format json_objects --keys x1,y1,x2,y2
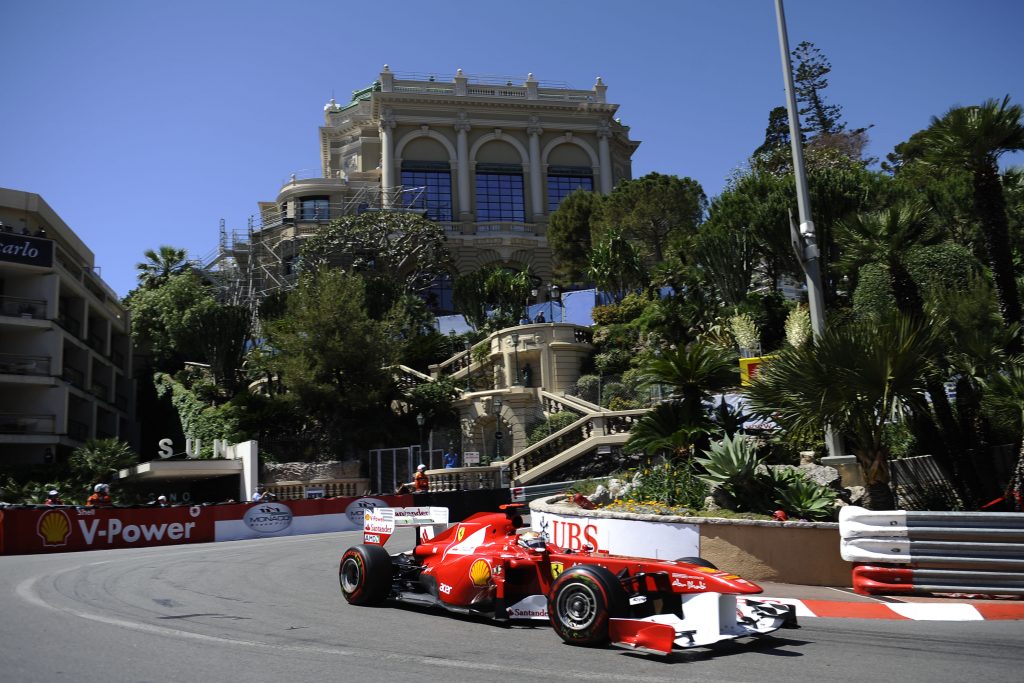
[{"x1": 840, "y1": 506, "x2": 1024, "y2": 595}]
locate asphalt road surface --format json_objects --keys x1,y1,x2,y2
[{"x1": 2, "y1": 529, "x2": 1023, "y2": 683}]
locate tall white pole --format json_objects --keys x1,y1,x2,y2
[{"x1": 774, "y1": 0, "x2": 843, "y2": 459}]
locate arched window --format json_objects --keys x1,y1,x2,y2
[
  {"x1": 547, "y1": 166, "x2": 593, "y2": 212},
  {"x1": 401, "y1": 161, "x2": 452, "y2": 221},
  {"x1": 475, "y1": 163, "x2": 525, "y2": 222}
]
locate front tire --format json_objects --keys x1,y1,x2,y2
[
  {"x1": 339, "y1": 544, "x2": 392, "y2": 605},
  {"x1": 548, "y1": 565, "x2": 626, "y2": 646}
]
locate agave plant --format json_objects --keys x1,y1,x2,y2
[
  {"x1": 774, "y1": 475, "x2": 837, "y2": 521},
  {"x1": 695, "y1": 433, "x2": 767, "y2": 510}
]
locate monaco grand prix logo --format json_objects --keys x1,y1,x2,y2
[
  {"x1": 37, "y1": 509, "x2": 72, "y2": 547},
  {"x1": 243, "y1": 502, "x2": 293, "y2": 534}
]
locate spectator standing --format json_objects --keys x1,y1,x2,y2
[
  {"x1": 534, "y1": 310, "x2": 545, "y2": 323},
  {"x1": 413, "y1": 464, "x2": 429, "y2": 493},
  {"x1": 86, "y1": 483, "x2": 112, "y2": 507},
  {"x1": 443, "y1": 449, "x2": 459, "y2": 468}
]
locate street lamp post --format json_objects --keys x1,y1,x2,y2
[
  {"x1": 510, "y1": 333, "x2": 521, "y2": 386},
  {"x1": 464, "y1": 340, "x2": 472, "y2": 392},
  {"x1": 416, "y1": 412, "x2": 426, "y2": 465},
  {"x1": 774, "y1": 0, "x2": 843, "y2": 460},
  {"x1": 549, "y1": 283, "x2": 561, "y2": 322}
]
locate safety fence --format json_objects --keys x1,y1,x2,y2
[{"x1": 840, "y1": 506, "x2": 1024, "y2": 595}]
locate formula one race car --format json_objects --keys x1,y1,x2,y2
[{"x1": 339, "y1": 504, "x2": 796, "y2": 656}]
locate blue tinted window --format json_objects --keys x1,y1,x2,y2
[
  {"x1": 401, "y1": 168, "x2": 453, "y2": 222},
  {"x1": 547, "y1": 173, "x2": 593, "y2": 213},
  {"x1": 475, "y1": 172, "x2": 525, "y2": 222},
  {"x1": 299, "y1": 196, "x2": 330, "y2": 220}
]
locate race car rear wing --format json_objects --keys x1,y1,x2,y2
[{"x1": 363, "y1": 506, "x2": 450, "y2": 546}]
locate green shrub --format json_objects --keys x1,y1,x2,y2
[
  {"x1": 631, "y1": 459, "x2": 707, "y2": 509},
  {"x1": 774, "y1": 474, "x2": 837, "y2": 521},
  {"x1": 527, "y1": 411, "x2": 580, "y2": 445}
]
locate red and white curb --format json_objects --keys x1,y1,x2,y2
[{"x1": 747, "y1": 597, "x2": 1024, "y2": 621}]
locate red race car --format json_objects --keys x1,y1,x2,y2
[{"x1": 339, "y1": 504, "x2": 796, "y2": 656}]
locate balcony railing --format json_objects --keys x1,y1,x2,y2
[
  {"x1": 87, "y1": 334, "x2": 106, "y2": 354},
  {"x1": 0, "y1": 295, "x2": 46, "y2": 319},
  {"x1": 62, "y1": 366, "x2": 85, "y2": 389},
  {"x1": 90, "y1": 383, "x2": 109, "y2": 401},
  {"x1": 67, "y1": 418, "x2": 89, "y2": 440},
  {"x1": 57, "y1": 312, "x2": 82, "y2": 336},
  {"x1": 476, "y1": 222, "x2": 533, "y2": 234},
  {"x1": 0, "y1": 353, "x2": 51, "y2": 376},
  {"x1": 0, "y1": 413, "x2": 55, "y2": 435}
]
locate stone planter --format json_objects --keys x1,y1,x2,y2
[{"x1": 530, "y1": 496, "x2": 851, "y2": 587}]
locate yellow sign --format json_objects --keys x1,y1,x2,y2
[
  {"x1": 550, "y1": 561, "x2": 565, "y2": 580},
  {"x1": 739, "y1": 356, "x2": 774, "y2": 386}
]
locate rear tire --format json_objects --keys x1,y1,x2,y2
[
  {"x1": 339, "y1": 544, "x2": 392, "y2": 605},
  {"x1": 675, "y1": 556, "x2": 718, "y2": 570},
  {"x1": 548, "y1": 565, "x2": 627, "y2": 646}
]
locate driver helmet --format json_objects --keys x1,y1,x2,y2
[
  {"x1": 48, "y1": 489, "x2": 59, "y2": 497},
  {"x1": 94, "y1": 483, "x2": 107, "y2": 493},
  {"x1": 518, "y1": 530, "x2": 547, "y2": 551},
  {"x1": 417, "y1": 464, "x2": 427, "y2": 471}
]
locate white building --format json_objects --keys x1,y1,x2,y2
[{"x1": 0, "y1": 188, "x2": 134, "y2": 465}]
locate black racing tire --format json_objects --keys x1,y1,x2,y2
[
  {"x1": 548, "y1": 565, "x2": 627, "y2": 647},
  {"x1": 675, "y1": 556, "x2": 718, "y2": 570},
  {"x1": 339, "y1": 544, "x2": 392, "y2": 606}
]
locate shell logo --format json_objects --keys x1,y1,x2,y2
[
  {"x1": 469, "y1": 558, "x2": 491, "y2": 587},
  {"x1": 37, "y1": 509, "x2": 71, "y2": 547}
]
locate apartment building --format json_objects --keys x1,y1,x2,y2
[
  {"x1": 0, "y1": 188, "x2": 133, "y2": 465},
  {"x1": 211, "y1": 67, "x2": 639, "y2": 312}
]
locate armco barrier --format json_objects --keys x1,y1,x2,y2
[{"x1": 840, "y1": 506, "x2": 1024, "y2": 595}]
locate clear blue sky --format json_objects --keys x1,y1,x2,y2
[{"x1": 2, "y1": 0, "x2": 1022, "y2": 299}]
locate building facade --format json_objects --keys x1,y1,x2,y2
[
  {"x1": 0, "y1": 188, "x2": 134, "y2": 465},
  {"x1": 219, "y1": 68, "x2": 639, "y2": 310}
]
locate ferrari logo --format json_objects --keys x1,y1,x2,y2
[
  {"x1": 456, "y1": 526, "x2": 465, "y2": 542},
  {"x1": 550, "y1": 562, "x2": 564, "y2": 580}
]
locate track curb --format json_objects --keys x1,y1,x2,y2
[{"x1": 751, "y1": 596, "x2": 1024, "y2": 621}]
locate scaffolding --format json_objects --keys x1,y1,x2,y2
[{"x1": 192, "y1": 184, "x2": 426, "y2": 316}]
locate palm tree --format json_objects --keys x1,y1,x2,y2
[
  {"x1": 136, "y1": 245, "x2": 190, "y2": 288},
  {"x1": 980, "y1": 361, "x2": 1024, "y2": 511},
  {"x1": 921, "y1": 96, "x2": 1024, "y2": 336},
  {"x1": 836, "y1": 203, "x2": 969, "y2": 490},
  {"x1": 626, "y1": 342, "x2": 738, "y2": 461},
  {"x1": 638, "y1": 342, "x2": 738, "y2": 406},
  {"x1": 744, "y1": 314, "x2": 946, "y2": 509},
  {"x1": 836, "y1": 203, "x2": 938, "y2": 315},
  {"x1": 624, "y1": 400, "x2": 716, "y2": 461}
]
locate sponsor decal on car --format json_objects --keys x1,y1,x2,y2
[
  {"x1": 456, "y1": 526, "x2": 466, "y2": 542},
  {"x1": 550, "y1": 561, "x2": 564, "y2": 580},
  {"x1": 364, "y1": 534, "x2": 381, "y2": 544},
  {"x1": 243, "y1": 503, "x2": 293, "y2": 534},
  {"x1": 469, "y1": 558, "x2": 491, "y2": 587},
  {"x1": 439, "y1": 583, "x2": 453, "y2": 595},
  {"x1": 507, "y1": 595, "x2": 549, "y2": 619},
  {"x1": 345, "y1": 497, "x2": 388, "y2": 526},
  {"x1": 672, "y1": 578, "x2": 707, "y2": 590}
]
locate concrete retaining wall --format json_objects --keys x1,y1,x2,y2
[{"x1": 531, "y1": 496, "x2": 851, "y2": 587}]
